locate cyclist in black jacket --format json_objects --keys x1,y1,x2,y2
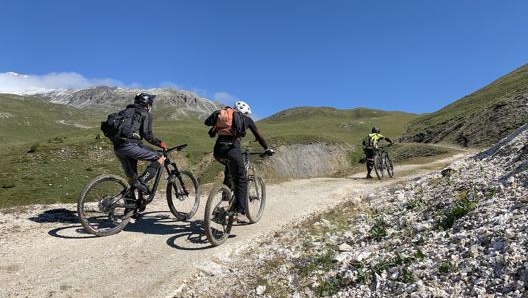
[
  {"x1": 113, "y1": 92, "x2": 168, "y2": 212},
  {"x1": 204, "y1": 100, "x2": 274, "y2": 222}
]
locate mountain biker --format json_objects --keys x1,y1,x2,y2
[
  {"x1": 113, "y1": 92, "x2": 168, "y2": 214},
  {"x1": 204, "y1": 100, "x2": 274, "y2": 222},
  {"x1": 362, "y1": 126, "x2": 393, "y2": 179}
]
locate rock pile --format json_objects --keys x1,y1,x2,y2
[{"x1": 174, "y1": 125, "x2": 528, "y2": 298}]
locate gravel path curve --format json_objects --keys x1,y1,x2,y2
[{"x1": 0, "y1": 152, "x2": 471, "y2": 298}]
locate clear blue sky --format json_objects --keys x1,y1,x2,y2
[{"x1": 1, "y1": 0, "x2": 527, "y2": 118}]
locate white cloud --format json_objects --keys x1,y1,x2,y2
[
  {"x1": 0, "y1": 71, "x2": 124, "y2": 95},
  {"x1": 213, "y1": 91, "x2": 235, "y2": 105}
]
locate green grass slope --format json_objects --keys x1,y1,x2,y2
[
  {"x1": 0, "y1": 94, "x2": 95, "y2": 145},
  {"x1": 261, "y1": 106, "x2": 417, "y2": 146},
  {"x1": 0, "y1": 100, "x2": 424, "y2": 208},
  {"x1": 401, "y1": 64, "x2": 528, "y2": 147}
]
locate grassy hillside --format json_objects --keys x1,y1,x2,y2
[
  {"x1": 262, "y1": 107, "x2": 416, "y2": 146},
  {"x1": 0, "y1": 99, "x2": 425, "y2": 208},
  {"x1": 0, "y1": 94, "x2": 95, "y2": 145},
  {"x1": 401, "y1": 64, "x2": 528, "y2": 147}
]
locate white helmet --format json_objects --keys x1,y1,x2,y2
[{"x1": 235, "y1": 100, "x2": 252, "y2": 115}]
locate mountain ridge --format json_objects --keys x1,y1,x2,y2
[{"x1": 400, "y1": 64, "x2": 528, "y2": 147}]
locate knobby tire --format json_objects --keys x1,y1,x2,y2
[
  {"x1": 374, "y1": 154, "x2": 383, "y2": 180},
  {"x1": 245, "y1": 176, "x2": 266, "y2": 223},
  {"x1": 77, "y1": 174, "x2": 133, "y2": 237},
  {"x1": 166, "y1": 170, "x2": 200, "y2": 221},
  {"x1": 204, "y1": 184, "x2": 234, "y2": 246},
  {"x1": 384, "y1": 152, "x2": 394, "y2": 178}
]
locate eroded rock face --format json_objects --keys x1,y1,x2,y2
[
  {"x1": 175, "y1": 124, "x2": 528, "y2": 298},
  {"x1": 261, "y1": 143, "x2": 351, "y2": 179}
]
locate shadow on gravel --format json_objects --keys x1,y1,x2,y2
[
  {"x1": 166, "y1": 220, "x2": 216, "y2": 250},
  {"x1": 32, "y1": 209, "x2": 216, "y2": 247},
  {"x1": 25, "y1": 208, "x2": 93, "y2": 239},
  {"x1": 28, "y1": 208, "x2": 78, "y2": 224},
  {"x1": 124, "y1": 211, "x2": 212, "y2": 250}
]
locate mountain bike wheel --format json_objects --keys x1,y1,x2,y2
[
  {"x1": 245, "y1": 176, "x2": 266, "y2": 223},
  {"x1": 204, "y1": 184, "x2": 234, "y2": 246},
  {"x1": 77, "y1": 174, "x2": 133, "y2": 236},
  {"x1": 373, "y1": 154, "x2": 383, "y2": 180},
  {"x1": 166, "y1": 170, "x2": 200, "y2": 221},
  {"x1": 384, "y1": 152, "x2": 394, "y2": 178}
]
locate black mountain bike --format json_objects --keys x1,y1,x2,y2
[
  {"x1": 204, "y1": 148, "x2": 271, "y2": 246},
  {"x1": 77, "y1": 144, "x2": 200, "y2": 236},
  {"x1": 373, "y1": 144, "x2": 394, "y2": 179}
]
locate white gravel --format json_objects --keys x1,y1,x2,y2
[{"x1": 0, "y1": 151, "x2": 470, "y2": 298}]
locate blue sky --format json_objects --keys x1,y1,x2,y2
[{"x1": 1, "y1": 0, "x2": 527, "y2": 118}]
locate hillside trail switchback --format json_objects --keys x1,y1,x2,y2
[{"x1": 0, "y1": 151, "x2": 473, "y2": 298}]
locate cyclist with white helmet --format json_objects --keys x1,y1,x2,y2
[{"x1": 204, "y1": 100, "x2": 274, "y2": 221}]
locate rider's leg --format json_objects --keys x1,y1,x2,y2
[
  {"x1": 115, "y1": 142, "x2": 164, "y2": 194},
  {"x1": 135, "y1": 157, "x2": 164, "y2": 194},
  {"x1": 226, "y1": 146, "x2": 247, "y2": 214},
  {"x1": 365, "y1": 148, "x2": 375, "y2": 178},
  {"x1": 214, "y1": 141, "x2": 236, "y2": 201}
]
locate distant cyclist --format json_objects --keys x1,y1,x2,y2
[
  {"x1": 113, "y1": 92, "x2": 168, "y2": 214},
  {"x1": 362, "y1": 126, "x2": 393, "y2": 179},
  {"x1": 204, "y1": 100, "x2": 274, "y2": 221}
]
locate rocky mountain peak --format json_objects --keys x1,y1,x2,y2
[{"x1": 34, "y1": 86, "x2": 223, "y2": 120}]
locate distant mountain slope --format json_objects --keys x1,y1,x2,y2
[
  {"x1": 401, "y1": 64, "x2": 528, "y2": 147},
  {"x1": 0, "y1": 86, "x2": 223, "y2": 145},
  {"x1": 35, "y1": 86, "x2": 222, "y2": 120},
  {"x1": 261, "y1": 106, "x2": 418, "y2": 146},
  {"x1": 0, "y1": 94, "x2": 94, "y2": 144}
]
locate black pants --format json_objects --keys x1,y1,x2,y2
[
  {"x1": 364, "y1": 147, "x2": 376, "y2": 174},
  {"x1": 213, "y1": 140, "x2": 247, "y2": 213}
]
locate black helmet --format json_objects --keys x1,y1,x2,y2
[
  {"x1": 134, "y1": 92, "x2": 156, "y2": 106},
  {"x1": 372, "y1": 126, "x2": 380, "y2": 133}
]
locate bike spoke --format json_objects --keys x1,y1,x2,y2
[
  {"x1": 166, "y1": 171, "x2": 200, "y2": 221},
  {"x1": 77, "y1": 175, "x2": 131, "y2": 236}
]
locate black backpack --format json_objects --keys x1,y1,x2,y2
[
  {"x1": 100, "y1": 107, "x2": 136, "y2": 142},
  {"x1": 362, "y1": 134, "x2": 375, "y2": 149}
]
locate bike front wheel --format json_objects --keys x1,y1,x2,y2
[
  {"x1": 373, "y1": 154, "x2": 384, "y2": 180},
  {"x1": 245, "y1": 176, "x2": 266, "y2": 223},
  {"x1": 204, "y1": 184, "x2": 234, "y2": 246},
  {"x1": 384, "y1": 152, "x2": 394, "y2": 178},
  {"x1": 77, "y1": 174, "x2": 133, "y2": 236},
  {"x1": 166, "y1": 170, "x2": 200, "y2": 221}
]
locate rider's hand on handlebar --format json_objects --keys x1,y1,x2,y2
[
  {"x1": 264, "y1": 148, "x2": 275, "y2": 156},
  {"x1": 159, "y1": 141, "x2": 168, "y2": 150}
]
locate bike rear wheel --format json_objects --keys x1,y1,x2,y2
[
  {"x1": 204, "y1": 184, "x2": 234, "y2": 246},
  {"x1": 245, "y1": 176, "x2": 266, "y2": 223},
  {"x1": 384, "y1": 152, "x2": 394, "y2": 178},
  {"x1": 166, "y1": 170, "x2": 200, "y2": 221},
  {"x1": 77, "y1": 174, "x2": 133, "y2": 236},
  {"x1": 373, "y1": 154, "x2": 384, "y2": 180}
]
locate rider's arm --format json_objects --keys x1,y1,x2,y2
[
  {"x1": 141, "y1": 113, "x2": 163, "y2": 147},
  {"x1": 381, "y1": 135, "x2": 393, "y2": 144},
  {"x1": 246, "y1": 117, "x2": 269, "y2": 149},
  {"x1": 204, "y1": 110, "x2": 219, "y2": 126}
]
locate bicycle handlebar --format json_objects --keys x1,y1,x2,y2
[
  {"x1": 159, "y1": 144, "x2": 188, "y2": 154},
  {"x1": 243, "y1": 148, "x2": 274, "y2": 158}
]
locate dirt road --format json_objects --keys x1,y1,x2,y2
[{"x1": 0, "y1": 152, "x2": 471, "y2": 298}]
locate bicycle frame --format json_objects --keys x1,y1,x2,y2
[
  {"x1": 148, "y1": 144, "x2": 190, "y2": 202},
  {"x1": 204, "y1": 147, "x2": 270, "y2": 246},
  {"x1": 374, "y1": 144, "x2": 394, "y2": 179}
]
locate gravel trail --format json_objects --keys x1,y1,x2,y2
[{"x1": 0, "y1": 152, "x2": 471, "y2": 298}]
